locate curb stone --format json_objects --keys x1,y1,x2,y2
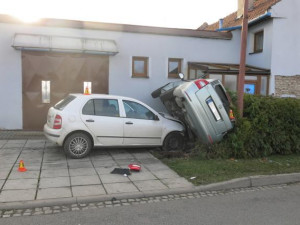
[
  {"x1": 250, "y1": 173, "x2": 300, "y2": 187},
  {"x1": 0, "y1": 184, "x2": 292, "y2": 218},
  {"x1": 0, "y1": 172, "x2": 299, "y2": 210}
]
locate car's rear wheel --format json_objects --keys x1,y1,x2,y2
[
  {"x1": 162, "y1": 132, "x2": 184, "y2": 152},
  {"x1": 64, "y1": 132, "x2": 92, "y2": 158}
]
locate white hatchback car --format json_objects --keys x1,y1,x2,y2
[{"x1": 44, "y1": 94, "x2": 185, "y2": 158}]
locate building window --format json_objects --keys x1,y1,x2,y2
[
  {"x1": 209, "y1": 74, "x2": 223, "y2": 83},
  {"x1": 168, "y1": 58, "x2": 182, "y2": 78},
  {"x1": 244, "y1": 83, "x2": 256, "y2": 95},
  {"x1": 254, "y1": 31, "x2": 264, "y2": 53},
  {"x1": 206, "y1": 74, "x2": 268, "y2": 96},
  {"x1": 132, "y1": 57, "x2": 148, "y2": 78},
  {"x1": 187, "y1": 63, "x2": 269, "y2": 95},
  {"x1": 188, "y1": 68, "x2": 205, "y2": 80},
  {"x1": 224, "y1": 75, "x2": 237, "y2": 91},
  {"x1": 260, "y1": 76, "x2": 268, "y2": 95}
]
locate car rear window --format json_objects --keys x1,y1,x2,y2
[
  {"x1": 214, "y1": 84, "x2": 230, "y2": 113},
  {"x1": 54, "y1": 95, "x2": 76, "y2": 110}
]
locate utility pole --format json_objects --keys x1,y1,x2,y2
[{"x1": 237, "y1": 0, "x2": 249, "y2": 117}]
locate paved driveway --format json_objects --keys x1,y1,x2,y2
[{"x1": 0, "y1": 139, "x2": 193, "y2": 203}]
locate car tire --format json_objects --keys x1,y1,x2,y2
[
  {"x1": 162, "y1": 132, "x2": 184, "y2": 152},
  {"x1": 63, "y1": 132, "x2": 92, "y2": 159}
]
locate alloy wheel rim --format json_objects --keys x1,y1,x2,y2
[{"x1": 69, "y1": 137, "x2": 88, "y2": 156}]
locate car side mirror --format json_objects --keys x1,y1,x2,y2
[
  {"x1": 154, "y1": 115, "x2": 160, "y2": 121},
  {"x1": 178, "y1": 73, "x2": 184, "y2": 80}
]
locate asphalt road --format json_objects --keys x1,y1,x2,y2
[{"x1": 1, "y1": 183, "x2": 300, "y2": 225}]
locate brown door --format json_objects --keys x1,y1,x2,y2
[{"x1": 22, "y1": 51, "x2": 109, "y2": 130}]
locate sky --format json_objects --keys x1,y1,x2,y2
[{"x1": 0, "y1": 0, "x2": 237, "y2": 29}]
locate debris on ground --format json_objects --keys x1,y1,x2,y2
[
  {"x1": 128, "y1": 164, "x2": 141, "y2": 172},
  {"x1": 111, "y1": 168, "x2": 131, "y2": 176}
]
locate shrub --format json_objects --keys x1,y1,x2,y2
[{"x1": 197, "y1": 94, "x2": 300, "y2": 159}]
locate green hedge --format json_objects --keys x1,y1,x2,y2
[{"x1": 200, "y1": 94, "x2": 300, "y2": 159}]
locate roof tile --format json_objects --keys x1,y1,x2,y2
[{"x1": 200, "y1": 0, "x2": 282, "y2": 31}]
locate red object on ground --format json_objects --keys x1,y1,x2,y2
[
  {"x1": 128, "y1": 164, "x2": 141, "y2": 171},
  {"x1": 18, "y1": 160, "x2": 27, "y2": 172}
]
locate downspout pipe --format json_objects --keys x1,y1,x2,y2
[{"x1": 216, "y1": 12, "x2": 271, "y2": 31}]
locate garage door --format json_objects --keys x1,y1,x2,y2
[{"x1": 22, "y1": 51, "x2": 109, "y2": 130}]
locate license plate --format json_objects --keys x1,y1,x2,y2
[{"x1": 206, "y1": 98, "x2": 221, "y2": 121}]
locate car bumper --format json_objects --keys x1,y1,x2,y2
[{"x1": 43, "y1": 124, "x2": 64, "y2": 146}]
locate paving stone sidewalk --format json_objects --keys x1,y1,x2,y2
[
  {"x1": 0, "y1": 130, "x2": 44, "y2": 140},
  {"x1": 0, "y1": 139, "x2": 193, "y2": 203}
]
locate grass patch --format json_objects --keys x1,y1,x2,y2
[{"x1": 156, "y1": 154, "x2": 300, "y2": 185}]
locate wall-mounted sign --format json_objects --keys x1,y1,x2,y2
[
  {"x1": 41, "y1": 80, "x2": 50, "y2": 103},
  {"x1": 84, "y1": 82, "x2": 92, "y2": 95}
]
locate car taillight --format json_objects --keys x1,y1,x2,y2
[
  {"x1": 53, "y1": 115, "x2": 62, "y2": 129},
  {"x1": 194, "y1": 79, "x2": 209, "y2": 89}
]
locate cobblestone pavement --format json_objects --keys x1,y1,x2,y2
[
  {"x1": 0, "y1": 184, "x2": 289, "y2": 218},
  {"x1": 0, "y1": 139, "x2": 193, "y2": 204}
]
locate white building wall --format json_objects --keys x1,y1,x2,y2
[
  {"x1": 0, "y1": 24, "x2": 22, "y2": 129},
  {"x1": 246, "y1": 20, "x2": 273, "y2": 69},
  {"x1": 0, "y1": 22, "x2": 240, "y2": 129},
  {"x1": 270, "y1": 0, "x2": 300, "y2": 94},
  {"x1": 271, "y1": 0, "x2": 300, "y2": 75},
  {"x1": 109, "y1": 31, "x2": 241, "y2": 110}
]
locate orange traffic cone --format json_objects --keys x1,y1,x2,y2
[
  {"x1": 18, "y1": 160, "x2": 27, "y2": 172},
  {"x1": 84, "y1": 86, "x2": 90, "y2": 95}
]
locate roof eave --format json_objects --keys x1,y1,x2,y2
[{"x1": 0, "y1": 14, "x2": 232, "y2": 40}]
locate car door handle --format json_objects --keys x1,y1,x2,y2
[
  {"x1": 125, "y1": 121, "x2": 133, "y2": 125},
  {"x1": 86, "y1": 119, "x2": 94, "y2": 122}
]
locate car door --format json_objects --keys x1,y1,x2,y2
[
  {"x1": 122, "y1": 100, "x2": 162, "y2": 145},
  {"x1": 81, "y1": 98, "x2": 124, "y2": 145}
]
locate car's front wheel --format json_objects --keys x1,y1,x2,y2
[
  {"x1": 162, "y1": 132, "x2": 184, "y2": 152},
  {"x1": 63, "y1": 132, "x2": 92, "y2": 158}
]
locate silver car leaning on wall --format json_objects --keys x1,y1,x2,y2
[{"x1": 152, "y1": 76, "x2": 235, "y2": 144}]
